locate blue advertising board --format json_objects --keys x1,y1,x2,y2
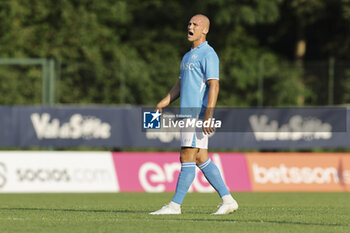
[{"x1": 0, "y1": 106, "x2": 348, "y2": 149}]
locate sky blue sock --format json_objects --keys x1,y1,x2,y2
[
  {"x1": 172, "y1": 162, "x2": 196, "y2": 205},
  {"x1": 198, "y1": 158, "x2": 230, "y2": 197}
]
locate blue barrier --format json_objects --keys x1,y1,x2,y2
[{"x1": 0, "y1": 106, "x2": 348, "y2": 149}]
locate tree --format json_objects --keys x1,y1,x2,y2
[{"x1": 0, "y1": 0, "x2": 348, "y2": 106}]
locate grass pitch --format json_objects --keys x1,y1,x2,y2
[{"x1": 0, "y1": 192, "x2": 349, "y2": 233}]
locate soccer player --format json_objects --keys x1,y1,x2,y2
[{"x1": 149, "y1": 14, "x2": 238, "y2": 215}]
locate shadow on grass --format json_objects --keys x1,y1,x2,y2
[
  {"x1": 0, "y1": 207, "x2": 148, "y2": 214},
  {"x1": 174, "y1": 218, "x2": 350, "y2": 228},
  {"x1": 1, "y1": 207, "x2": 349, "y2": 228}
]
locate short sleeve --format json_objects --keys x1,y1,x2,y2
[
  {"x1": 202, "y1": 52, "x2": 219, "y2": 81},
  {"x1": 179, "y1": 62, "x2": 183, "y2": 79}
]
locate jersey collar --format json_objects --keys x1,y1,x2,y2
[{"x1": 192, "y1": 41, "x2": 208, "y2": 51}]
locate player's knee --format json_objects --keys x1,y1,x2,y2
[
  {"x1": 196, "y1": 158, "x2": 204, "y2": 166},
  {"x1": 196, "y1": 156, "x2": 206, "y2": 165},
  {"x1": 180, "y1": 147, "x2": 197, "y2": 162},
  {"x1": 195, "y1": 149, "x2": 209, "y2": 165}
]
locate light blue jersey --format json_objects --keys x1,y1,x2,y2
[{"x1": 179, "y1": 41, "x2": 219, "y2": 118}]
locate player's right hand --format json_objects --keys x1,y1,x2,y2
[{"x1": 155, "y1": 104, "x2": 163, "y2": 113}]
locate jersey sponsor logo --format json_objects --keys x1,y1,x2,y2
[{"x1": 31, "y1": 113, "x2": 111, "y2": 140}]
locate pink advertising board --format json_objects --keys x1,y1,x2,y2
[{"x1": 112, "y1": 152, "x2": 251, "y2": 192}]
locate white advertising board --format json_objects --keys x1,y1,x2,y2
[{"x1": 0, "y1": 151, "x2": 119, "y2": 193}]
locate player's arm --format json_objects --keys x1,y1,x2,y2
[
  {"x1": 156, "y1": 79, "x2": 181, "y2": 111},
  {"x1": 203, "y1": 79, "x2": 219, "y2": 135}
]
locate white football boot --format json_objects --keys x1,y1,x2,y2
[
  {"x1": 149, "y1": 202, "x2": 181, "y2": 215},
  {"x1": 211, "y1": 198, "x2": 239, "y2": 215}
]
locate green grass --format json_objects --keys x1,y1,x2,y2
[{"x1": 0, "y1": 192, "x2": 349, "y2": 233}]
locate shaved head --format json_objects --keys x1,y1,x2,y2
[{"x1": 191, "y1": 14, "x2": 210, "y2": 34}]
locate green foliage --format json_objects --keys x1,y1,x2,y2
[
  {"x1": 0, "y1": 0, "x2": 348, "y2": 106},
  {"x1": 0, "y1": 66, "x2": 42, "y2": 104}
]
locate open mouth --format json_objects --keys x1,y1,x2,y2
[{"x1": 188, "y1": 31, "x2": 194, "y2": 36}]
